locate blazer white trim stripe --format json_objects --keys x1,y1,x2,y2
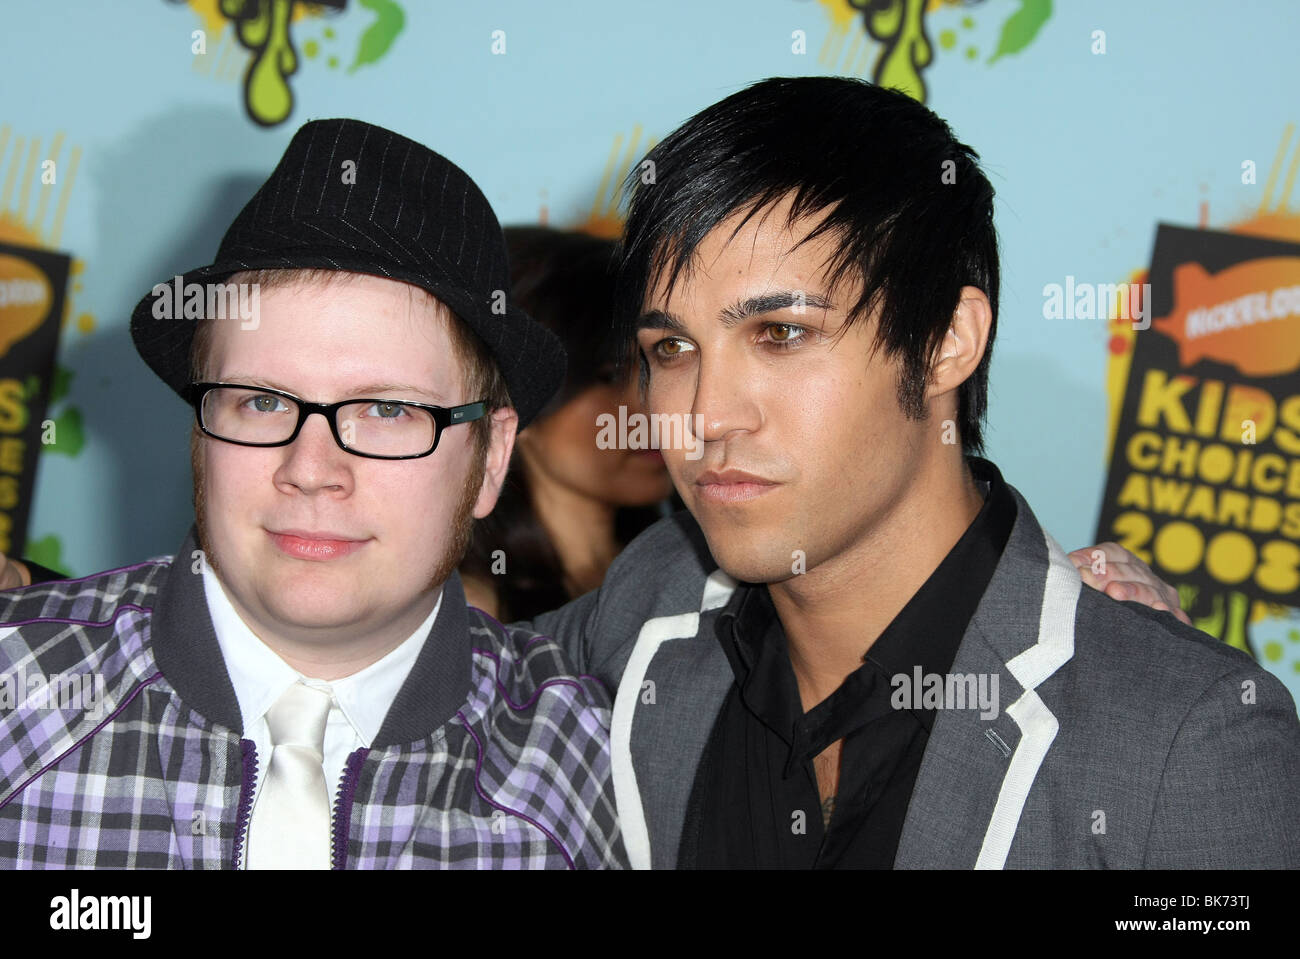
[
  {"x1": 975, "y1": 531, "x2": 1079, "y2": 869},
  {"x1": 610, "y1": 569, "x2": 736, "y2": 870}
]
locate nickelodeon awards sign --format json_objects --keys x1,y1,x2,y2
[
  {"x1": 0, "y1": 241, "x2": 68, "y2": 555},
  {"x1": 1097, "y1": 225, "x2": 1300, "y2": 608}
]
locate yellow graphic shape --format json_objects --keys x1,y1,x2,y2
[
  {"x1": 0, "y1": 125, "x2": 84, "y2": 334},
  {"x1": 0, "y1": 125, "x2": 81, "y2": 249},
  {"x1": 580, "y1": 127, "x2": 658, "y2": 239},
  {"x1": 1258, "y1": 123, "x2": 1298, "y2": 218},
  {"x1": 193, "y1": 26, "x2": 247, "y2": 84},
  {"x1": 187, "y1": 0, "x2": 229, "y2": 40}
]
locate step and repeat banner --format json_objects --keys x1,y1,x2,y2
[{"x1": 0, "y1": 0, "x2": 1297, "y2": 696}]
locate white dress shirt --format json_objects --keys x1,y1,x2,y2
[{"x1": 201, "y1": 565, "x2": 441, "y2": 868}]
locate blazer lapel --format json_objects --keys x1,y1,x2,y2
[
  {"x1": 896, "y1": 489, "x2": 1079, "y2": 869},
  {"x1": 611, "y1": 569, "x2": 737, "y2": 869}
]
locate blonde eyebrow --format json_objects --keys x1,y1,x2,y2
[
  {"x1": 347, "y1": 383, "x2": 448, "y2": 403},
  {"x1": 215, "y1": 377, "x2": 448, "y2": 404}
]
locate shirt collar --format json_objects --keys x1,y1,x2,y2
[{"x1": 202, "y1": 564, "x2": 441, "y2": 746}]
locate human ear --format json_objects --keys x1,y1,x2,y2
[
  {"x1": 472, "y1": 406, "x2": 519, "y2": 519},
  {"x1": 926, "y1": 285, "x2": 992, "y2": 402}
]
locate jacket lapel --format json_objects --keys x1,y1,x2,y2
[
  {"x1": 611, "y1": 569, "x2": 736, "y2": 869},
  {"x1": 896, "y1": 488, "x2": 1079, "y2": 868}
]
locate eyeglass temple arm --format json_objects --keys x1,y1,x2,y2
[{"x1": 448, "y1": 401, "x2": 488, "y2": 424}]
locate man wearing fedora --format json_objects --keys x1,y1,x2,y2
[{"x1": 0, "y1": 119, "x2": 625, "y2": 869}]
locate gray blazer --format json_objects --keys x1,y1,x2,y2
[{"x1": 531, "y1": 481, "x2": 1300, "y2": 868}]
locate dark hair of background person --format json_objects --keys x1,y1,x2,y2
[
  {"x1": 460, "y1": 226, "x2": 672, "y2": 623},
  {"x1": 614, "y1": 75, "x2": 1000, "y2": 454}
]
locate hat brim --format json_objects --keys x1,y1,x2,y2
[{"x1": 130, "y1": 224, "x2": 566, "y2": 429}]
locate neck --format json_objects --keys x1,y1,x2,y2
[
  {"x1": 769, "y1": 457, "x2": 984, "y2": 712},
  {"x1": 227, "y1": 585, "x2": 440, "y2": 682},
  {"x1": 525, "y1": 468, "x2": 620, "y2": 598}
]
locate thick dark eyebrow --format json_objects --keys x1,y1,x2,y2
[
  {"x1": 634, "y1": 309, "x2": 686, "y2": 334},
  {"x1": 635, "y1": 291, "x2": 833, "y2": 336},
  {"x1": 718, "y1": 291, "x2": 833, "y2": 327}
]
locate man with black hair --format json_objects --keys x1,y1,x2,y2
[{"x1": 531, "y1": 76, "x2": 1300, "y2": 868}]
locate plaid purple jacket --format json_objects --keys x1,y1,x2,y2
[{"x1": 0, "y1": 530, "x2": 626, "y2": 869}]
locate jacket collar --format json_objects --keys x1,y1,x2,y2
[{"x1": 150, "y1": 526, "x2": 473, "y2": 746}]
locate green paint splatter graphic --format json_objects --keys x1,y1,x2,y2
[
  {"x1": 25, "y1": 534, "x2": 64, "y2": 576},
  {"x1": 1179, "y1": 584, "x2": 1253, "y2": 655},
  {"x1": 38, "y1": 365, "x2": 81, "y2": 456},
  {"x1": 205, "y1": 0, "x2": 407, "y2": 126},
  {"x1": 45, "y1": 407, "x2": 84, "y2": 457},
  {"x1": 49, "y1": 365, "x2": 71, "y2": 404},
  {"x1": 221, "y1": 0, "x2": 300, "y2": 127},
  {"x1": 350, "y1": 0, "x2": 405, "y2": 74},
  {"x1": 988, "y1": 0, "x2": 1053, "y2": 64},
  {"x1": 861, "y1": 0, "x2": 932, "y2": 103}
]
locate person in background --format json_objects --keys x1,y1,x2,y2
[
  {"x1": 0, "y1": 557, "x2": 61, "y2": 589},
  {"x1": 459, "y1": 227, "x2": 676, "y2": 623}
]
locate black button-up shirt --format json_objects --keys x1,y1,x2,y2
[{"x1": 678, "y1": 457, "x2": 1017, "y2": 869}]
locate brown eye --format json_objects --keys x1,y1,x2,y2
[
  {"x1": 656, "y1": 338, "x2": 692, "y2": 357},
  {"x1": 763, "y1": 323, "x2": 807, "y2": 347}
]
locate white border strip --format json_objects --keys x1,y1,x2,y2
[
  {"x1": 609, "y1": 569, "x2": 736, "y2": 869},
  {"x1": 975, "y1": 532, "x2": 1078, "y2": 869}
]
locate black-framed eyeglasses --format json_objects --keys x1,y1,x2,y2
[{"x1": 188, "y1": 382, "x2": 487, "y2": 460}]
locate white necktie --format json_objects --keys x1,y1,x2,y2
[{"x1": 247, "y1": 681, "x2": 334, "y2": 870}]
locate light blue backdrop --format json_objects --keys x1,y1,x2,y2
[{"x1": 2, "y1": 0, "x2": 1297, "y2": 692}]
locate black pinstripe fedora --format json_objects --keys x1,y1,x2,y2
[{"x1": 130, "y1": 118, "x2": 565, "y2": 428}]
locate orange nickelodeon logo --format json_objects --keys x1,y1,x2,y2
[
  {"x1": 1152, "y1": 257, "x2": 1300, "y2": 378},
  {"x1": 0, "y1": 254, "x2": 51, "y2": 360}
]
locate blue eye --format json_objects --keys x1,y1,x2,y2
[
  {"x1": 245, "y1": 394, "x2": 287, "y2": 413},
  {"x1": 364, "y1": 402, "x2": 408, "y2": 419}
]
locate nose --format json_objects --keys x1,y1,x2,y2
[
  {"x1": 273, "y1": 410, "x2": 354, "y2": 494},
  {"x1": 690, "y1": 347, "x2": 760, "y2": 445}
]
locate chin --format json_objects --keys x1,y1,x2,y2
[
  {"x1": 258, "y1": 587, "x2": 375, "y2": 633},
  {"x1": 697, "y1": 530, "x2": 798, "y2": 585}
]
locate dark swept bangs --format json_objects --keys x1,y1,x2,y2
[{"x1": 614, "y1": 76, "x2": 999, "y2": 453}]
